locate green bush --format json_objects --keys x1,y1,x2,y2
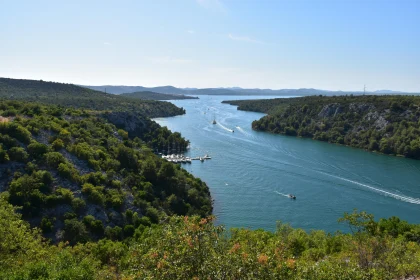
[
  {"x1": 56, "y1": 187, "x2": 74, "y2": 204},
  {"x1": 51, "y1": 138, "x2": 65, "y2": 150},
  {"x1": 104, "y1": 226, "x2": 123, "y2": 241},
  {"x1": 40, "y1": 217, "x2": 54, "y2": 233},
  {"x1": 7, "y1": 147, "x2": 29, "y2": 162},
  {"x1": 0, "y1": 123, "x2": 32, "y2": 144},
  {"x1": 44, "y1": 152, "x2": 66, "y2": 168},
  {"x1": 0, "y1": 146, "x2": 9, "y2": 163},
  {"x1": 57, "y1": 162, "x2": 79, "y2": 182},
  {"x1": 63, "y1": 218, "x2": 89, "y2": 244},
  {"x1": 82, "y1": 183, "x2": 105, "y2": 206},
  {"x1": 145, "y1": 207, "x2": 160, "y2": 224},
  {"x1": 72, "y1": 198, "x2": 86, "y2": 213},
  {"x1": 27, "y1": 141, "x2": 50, "y2": 158}
]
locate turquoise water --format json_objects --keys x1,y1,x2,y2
[{"x1": 154, "y1": 95, "x2": 420, "y2": 232}]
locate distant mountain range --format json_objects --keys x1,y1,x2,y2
[
  {"x1": 120, "y1": 91, "x2": 198, "y2": 100},
  {"x1": 82, "y1": 85, "x2": 417, "y2": 96}
]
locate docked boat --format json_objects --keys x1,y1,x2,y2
[
  {"x1": 203, "y1": 154, "x2": 211, "y2": 159},
  {"x1": 200, "y1": 157, "x2": 204, "y2": 162}
]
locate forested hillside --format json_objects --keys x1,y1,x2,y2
[
  {"x1": 0, "y1": 78, "x2": 185, "y2": 118},
  {"x1": 225, "y1": 95, "x2": 420, "y2": 159},
  {"x1": 0, "y1": 100, "x2": 212, "y2": 244}
]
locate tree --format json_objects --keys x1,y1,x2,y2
[
  {"x1": 64, "y1": 218, "x2": 90, "y2": 244},
  {"x1": 142, "y1": 158, "x2": 157, "y2": 183},
  {"x1": 158, "y1": 161, "x2": 175, "y2": 182}
]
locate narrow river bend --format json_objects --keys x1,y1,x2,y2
[{"x1": 155, "y1": 95, "x2": 420, "y2": 232}]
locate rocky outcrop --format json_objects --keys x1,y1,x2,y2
[
  {"x1": 33, "y1": 129, "x2": 55, "y2": 145},
  {"x1": 373, "y1": 116, "x2": 389, "y2": 130},
  {"x1": 318, "y1": 104, "x2": 343, "y2": 118},
  {"x1": 364, "y1": 111, "x2": 389, "y2": 130}
]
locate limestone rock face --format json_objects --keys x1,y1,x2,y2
[{"x1": 318, "y1": 103, "x2": 343, "y2": 118}]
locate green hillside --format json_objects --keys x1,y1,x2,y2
[
  {"x1": 0, "y1": 78, "x2": 185, "y2": 118},
  {"x1": 224, "y1": 95, "x2": 420, "y2": 159},
  {"x1": 0, "y1": 100, "x2": 212, "y2": 245}
]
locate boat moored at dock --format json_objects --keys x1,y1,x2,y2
[{"x1": 162, "y1": 154, "x2": 211, "y2": 164}]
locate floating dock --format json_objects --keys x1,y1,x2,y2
[{"x1": 162, "y1": 154, "x2": 211, "y2": 164}]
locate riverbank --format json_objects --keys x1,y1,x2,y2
[{"x1": 224, "y1": 95, "x2": 420, "y2": 160}]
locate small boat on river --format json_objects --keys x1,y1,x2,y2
[{"x1": 288, "y1": 194, "x2": 296, "y2": 200}]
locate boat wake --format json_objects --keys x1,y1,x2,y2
[
  {"x1": 274, "y1": 191, "x2": 290, "y2": 198},
  {"x1": 319, "y1": 171, "x2": 420, "y2": 205},
  {"x1": 218, "y1": 123, "x2": 234, "y2": 133},
  {"x1": 236, "y1": 126, "x2": 250, "y2": 136}
]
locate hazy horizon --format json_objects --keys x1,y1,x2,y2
[
  {"x1": 1, "y1": 0, "x2": 419, "y2": 92},
  {"x1": 1, "y1": 76, "x2": 416, "y2": 94}
]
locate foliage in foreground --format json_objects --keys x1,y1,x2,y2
[{"x1": 1, "y1": 195, "x2": 419, "y2": 279}]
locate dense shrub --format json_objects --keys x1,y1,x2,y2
[
  {"x1": 27, "y1": 141, "x2": 50, "y2": 158},
  {"x1": 7, "y1": 147, "x2": 29, "y2": 162}
]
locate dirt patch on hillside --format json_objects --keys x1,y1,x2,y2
[{"x1": 0, "y1": 116, "x2": 10, "y2": 123}]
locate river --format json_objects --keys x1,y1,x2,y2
[{"x1": 154, "y1": 95, "x2": 420, "y2": 232}]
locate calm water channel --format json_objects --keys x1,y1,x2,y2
[{"x1": 155, "y1": 95, "x2": 420, "y2": 232}]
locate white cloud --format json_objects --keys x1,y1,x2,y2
[
  {"x1": 228, "y1": 34, "x2": 264, "y2": 44},
  {"x1": 103, "y1": 42, "x2": 111, "y2": 45},
  {"x1": 187, "y1": 30, "x2": 195, "y2": 34},
  {"x1": 147, "y1": 56, "x2": 195, "y2": 64}
]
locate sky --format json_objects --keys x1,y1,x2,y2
[{"x1": 0, "y1": 0, "x2": 419, "y2": 92}]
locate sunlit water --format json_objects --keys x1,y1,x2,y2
[{"x1": 154, "y1": 95, "x2": 420, "y2": 232}]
